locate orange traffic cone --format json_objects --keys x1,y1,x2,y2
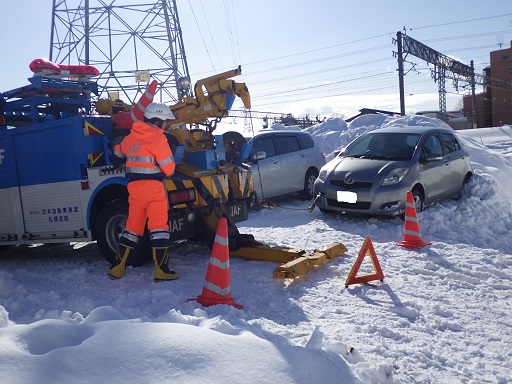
[
  {"x1": 396, "y1": 191, "x2": 432, "y2": 249},
  {"x1": 192, "y1": 217, "x2": 243, "y2": 309},
  {"x1": 114, "y1": 80, "x2": 158, "y2": 129},
  {"x1": 130, "y1": 80, "x2": 158, "y2": 122}
]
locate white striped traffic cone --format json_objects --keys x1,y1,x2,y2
[
  {"x1": 114, "y1": 80, "x2": 158, "y2": 129},
  {"x1": 396, "y1": 191, "x2": 431, "y2": 249},
  {"x1": 192, "y1": 217, "x2": 243, "y2": 309},
  {"x1": 129, "y1": 80, "x2": 158, "y2": 122}
]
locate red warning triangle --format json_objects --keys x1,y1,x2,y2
[{"x1": 345, "y1": 236, "x2": 384, "y2": 287}]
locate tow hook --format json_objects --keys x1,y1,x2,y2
[{"x1": 307, "y1": 193, "x2": 323, "y2": 213}]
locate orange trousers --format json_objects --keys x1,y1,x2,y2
[{"x1": 125, "y1": 180, "x2": 169, "y2": 236}]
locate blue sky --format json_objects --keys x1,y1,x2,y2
[{"x1": 2, "y1": 1, "x2": 512, "y2": 125}]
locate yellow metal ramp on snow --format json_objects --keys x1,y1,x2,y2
[
  {"x1": 230, "y1": 245, "x2": 305, "y2": 263},
  {"x1": 273, "y1": 242, "x2": 348, "y2": 279},
  {"x1": 230, "y1": 242, "x2": 348, "y2": 279}
]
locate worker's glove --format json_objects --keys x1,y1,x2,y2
[{"x1": 111, "y1": 155, "x2": 125, "y2": 170}]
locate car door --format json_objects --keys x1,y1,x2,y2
[
  {"x1": 418, "y1": 134, "x2": 448, "y2": 202},
  {"x1": 275, "y1": 134, "x2": 306, "y2": 194},
  {"x1": 439, "y1": 133, "x2": 468, "y2": 197},
  {"x1": 250, "y1": 135, "x2": 282, "y2": 199}
]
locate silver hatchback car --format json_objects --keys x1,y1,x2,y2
[
  {"x1": 247, "y1": 130, "x2": 326, "y2": 200},
  {"x1": 313, "y1": 126, "x2": 472, "y2": 216}
]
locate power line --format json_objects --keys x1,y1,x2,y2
[
  {"x1": 409, "y1": 13, "x2": 512, "y2": 31},
  {"x1": 253, "y1": 72, "x2": 391, "y2": 98},
  {"x1": 249, "y1": 58, "x2": 392, "y2": 90},
  {"x1": 237, "y1": 33, "x2": 395, "y2": 67},
  {"x1": 198, "y1": 0, "x2": 222, "y2": 70},
  {"x1": 256, "y1": 84, "x2": 405, "y2": 108},
  {"x1": 187, "y1": 0, "x2": 216, "y2": 71},
  {"x1": 423, "y1": 29, "x2": 512, "y2": 43},
  {"x1": 245, "y1": 45, "x2": 390, "y2": 76}
]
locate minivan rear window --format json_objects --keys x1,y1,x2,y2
[
  {"x1": 276, "y1": 135, "x2": 301, "y2": 154},
  {"x1": 297, "y1": 133, "x2": 314, "y2": 149}
]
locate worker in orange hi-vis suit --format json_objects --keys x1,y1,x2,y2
[{"x1": 107, "y1": 102, "x2": 178, "y2": 281}]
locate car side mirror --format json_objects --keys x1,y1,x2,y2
[{"x1": 251, "y1": 151, "x2": 267, "y2": 162}]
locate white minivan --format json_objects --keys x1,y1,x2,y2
[{"x1": 247, "y1": 130, "x2": 326, "y2": 200}]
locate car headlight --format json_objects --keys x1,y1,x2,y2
[
  {"x1": 318, "y1": 169, "x2": 328, "y2": 182},
  {"x1": 381, "y1": 168, "x2": 409, "y2": 186}
]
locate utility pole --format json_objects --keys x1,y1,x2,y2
[
  {"x1": 470, "y1": 60, "x2": 477, "y2": 128},
  {"x1": 50, "y1": 0, "x2": 190, "y2": 104},
  {"x1": 396, "y1": 31, "x2": 406, "y2": 115}
]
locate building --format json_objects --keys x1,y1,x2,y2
[
  {"x1": 415, "y1": 110, "x2": 472, "y2": 130},
  {"x1": 463, "y1": 42, "x2": 512, "y2": 127}
]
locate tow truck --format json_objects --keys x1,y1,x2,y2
[{"x1": 0, "y1": 60, "x2": 346, "y2": 278}]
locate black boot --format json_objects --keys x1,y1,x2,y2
[
  {"x1": 152, "y1": 247, "x2": 178, "y2": 281},
  {"x1": 107, "y1": 243, "x2": 133, "y2": 279}
]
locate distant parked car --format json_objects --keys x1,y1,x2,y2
[
  {"x1": 313, "y1": 125, "x2": 472, "y2": 216},
  {"x1": 246, "y1": 130, "x2": 326, "y2": 200}
]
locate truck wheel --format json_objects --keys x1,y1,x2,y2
[
  {"x1": 95, "y1": 200, "x2": 150, "y2": 267},
  {"x1": 223, "y1": 131, "x2": 246, "y2": 163},
  {"x1": 0, "y1": 245, "x2": 13, "y2": 253},
  {"x1": 301, "y1": 168, "x2": 318, "y2": 200}
]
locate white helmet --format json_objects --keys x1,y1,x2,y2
[{"x1": 144, "y1": 102, "x2": 175, "y2": 121}]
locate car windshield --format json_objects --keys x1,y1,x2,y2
[{"x1": 344, "y1": 132, "x2": 421, "y2": 160}]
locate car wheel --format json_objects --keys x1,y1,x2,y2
[
  {"x1": 223, "y1": 131, "x2": 247, "y2": 163},
  {"x1": 301, "y1": 169, "x2": 319, "y2": 200},
  {"x1": 319, "y1": 208, "x2": 336, "y2": 214},
  {"x1": 412, "y1": 189, "x2": 424, "y2": 212},
  {"x1": 455, "y1": 173, "x2": 472, "y2": 200}
]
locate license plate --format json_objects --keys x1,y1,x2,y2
[{"x1": 337, "y1": 191, "x2": 357, "y2": 203}]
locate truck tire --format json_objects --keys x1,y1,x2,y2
[
  {"x1": 223, "y1": 131, "x2": 246, "y2": 163},
  {"x1": 0, "y1": 245, "x2": 13, "y2": 253},
  {"x1": 95, "y1": 200, "x2": 150, "y2": 267}
]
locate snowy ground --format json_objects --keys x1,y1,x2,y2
[{"x1": 0, "y1": 116, "x2": 511, "y2": 384}]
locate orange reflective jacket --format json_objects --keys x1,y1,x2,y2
[{"x1": 114, "y1": 121, "x2": 175, "y2": 181}]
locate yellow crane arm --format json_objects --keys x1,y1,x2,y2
[{"x1": 168, "y1": 66, "x2": 250, "y2": 129}]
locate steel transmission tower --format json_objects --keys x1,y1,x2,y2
[{"x1": 50, "y1": 0, "x2": 190, "y2": 104}]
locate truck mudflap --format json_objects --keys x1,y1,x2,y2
[
  {"x1": 226, "y1": 200, "x2": 249, "y2": 223},
  {"x1": 168, "y1": 209, "x2": 197, "y2": 241}
]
